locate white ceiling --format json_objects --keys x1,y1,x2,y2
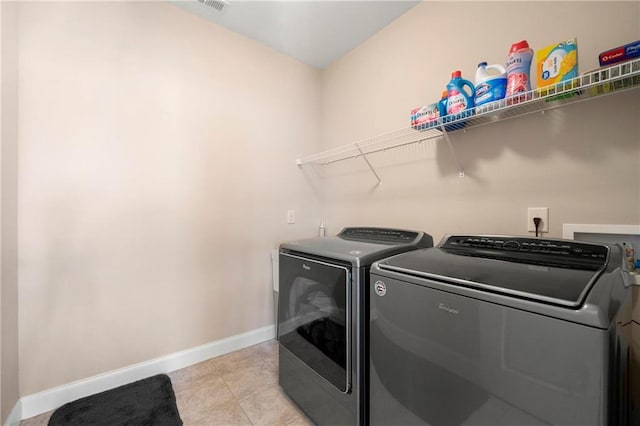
[{"x1": 171, "y1": 0, "x2": 420, "y2": 68}]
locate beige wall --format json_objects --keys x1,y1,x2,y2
[
  {"x1": 10, "y1": 0, "x2": 640, "y2": 402},
  {"x1": 1, "y1": 2, "x2": 3, "y2": 415},
  {"x1": 319, "y1": 1, "x2": 640, "y2": 243},
  {"x1": 18, "y1": 2, "x2": 321, "y2": 395},
  {"x1": 1, "y1": 1, "x2": 20, "y2": 422}
]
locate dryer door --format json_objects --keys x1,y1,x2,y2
[{"x1": 278, "y1": 252, "x2": 351, "y2": 393}]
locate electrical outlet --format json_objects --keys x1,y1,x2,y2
[
  {"x1": 287, "y1": 210, "x2": 296, "y2": 224},
  {"x1": 527, "y1": 207, "x2": 549, "y2": 233}
]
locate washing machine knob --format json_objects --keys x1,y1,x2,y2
[{"x1": 503, "y1": 240, "x2": 520, "y2": 250}]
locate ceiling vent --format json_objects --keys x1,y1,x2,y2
[{"x1": 196, "y1": 0, "x2": 229, "y2": 14}]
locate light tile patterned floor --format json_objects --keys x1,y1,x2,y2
[{"x1": 20, "y1": 340, "x2": 314, "y2": 426}]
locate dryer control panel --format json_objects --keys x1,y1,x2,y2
[{"x1": 339, "y1": 227, "x2": 421, "y2": 244}]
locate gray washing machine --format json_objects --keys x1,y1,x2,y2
[
  {"x1": 278, "y1": 227, "x2": 433, "y2": 425},
  {"x1": 369, "y1": 235, "x2": 633, "y2": 426}
]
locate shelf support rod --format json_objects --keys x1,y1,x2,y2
[
  {"x1": 440, "y1": 125, "x2": 465, "y2": 178},
  {"x1": 355, "y1": 143, "x2": 382, "y2": 185}
]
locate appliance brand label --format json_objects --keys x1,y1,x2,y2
[
  {"x1": 438, "y1": 303, "x2": 459, "y2": 315},
  {"x1": 374, "y1": 280, "x2": 386, "y2": 296},
  {"x1": 302, "y1": 264, "x2": 311, "y2": 270}
]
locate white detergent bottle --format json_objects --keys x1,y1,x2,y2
[{"x1": 474, "y1": 62, "x2": 507, "y2": 110}]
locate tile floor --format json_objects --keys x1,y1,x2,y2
[{"x1": 20, "y1": 340, "x2": 314, "y2": 426}]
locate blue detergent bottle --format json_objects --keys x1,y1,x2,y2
[
  {"x1": 446, "y1": 70, "x2": 475, "y2": 130},
  {"x1": 437, "y1": 90, "x2": 449, "y2": 130},
  {"x1": 438, "y1": 90, "x2": 448, "y2": 118}
]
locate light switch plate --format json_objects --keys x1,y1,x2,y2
[{"x1": 527, "y1": 207, "x2": 549, "y2": 233}]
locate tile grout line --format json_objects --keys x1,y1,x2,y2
[
  {"x1": 220, "y1": 370, "x2": 255, "y2": 425},
  {"x1": 236, "y1": 398, "x2": 255, "y2": 426}
]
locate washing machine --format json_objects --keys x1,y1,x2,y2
[
  {"x1": 369, "y1": 235, "x2": 633, "y2": 426},
  {"x1": 278, "y1": 227, "x2": 433, "y2": 425}
]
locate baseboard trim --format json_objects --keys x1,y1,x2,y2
[
  {"x1": 19, "y1": 324, "x2": 275, "y2": 421},
  {"x1": 4, "y1": 399, "x2": 22, "y2": 426}
]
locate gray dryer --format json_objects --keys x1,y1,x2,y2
[{"x1": 278, "y1": 227, "x2": 433, "y2": 425}]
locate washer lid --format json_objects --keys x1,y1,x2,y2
[
  {"x1": 377, "y1": 235, "x2": 610, "y2": 308},
  {"x1": 280, "y1": 227, "x2": 433, "y2": 267}
]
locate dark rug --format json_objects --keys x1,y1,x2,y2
[{"x1": 48, "y1": 374, "x2": 182, "y2": 426}]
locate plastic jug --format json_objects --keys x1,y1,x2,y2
[
  {"x1": 446, "y1": 71, "x2": 475, "y2": 116},
  {"x1": 506, "y1": 40, "x2": 534, "y2": 97},
  {"x1": 438, "y1": 90, "x2": 448, "y2": 120},
  {"x1": 475, "y1": 62, "x2": 507, "y2": 107},
  {"x1": 438, "y1": 90, "x2": 458, "y2": 131},
  {"x1": 446, "y1": 71, "x2": 475, "y2": 131}
]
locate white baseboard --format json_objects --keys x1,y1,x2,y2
[
  {"x1": 4, "y1": 399, "x2": 22, "y2": 426},
  {"x1": 18, "y1": 324, "x2": 275, "y2": 422}
]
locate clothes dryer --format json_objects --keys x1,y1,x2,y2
[{"x1": 278, "y1": 227, "x2": 433, "y2": 425}]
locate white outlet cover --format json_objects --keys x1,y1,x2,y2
[
  {"x1": 527, "y1": 207, "x2": 549, "y2": 233},
  {"x1": 287, "y1": 209, "x2": 295, "y2": 224}
]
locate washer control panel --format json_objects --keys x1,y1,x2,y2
[{"x1": 442, "y1": 235, "x2": 608, "y2": 267}]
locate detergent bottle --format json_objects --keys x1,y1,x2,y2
[
  {"x1": 475, "y1": 62, "x2": 507, "y2": 109},
  {"x1": 437, "y1": 90, "x2": 448, "y2": 120},
  {"x1": 438, "y1": 90, "x2": 454, "y2": 130},
  {"x1": 446, "y1": 71, "x2": 475, "y2": 115},
  {"x1": 506, "y1": 40, "x2": 534, "y2": 97},
  {"x1": 446, "y1": 71, "x2": 475, "y2": 130}
]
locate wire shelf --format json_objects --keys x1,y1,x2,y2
[{"x1": 297, "y1": 57, "x2": 640, "y2": 176}]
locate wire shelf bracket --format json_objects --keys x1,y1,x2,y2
[
  {"x1": 440, "y1": 125, "x2": 465, "y2": 178},
  {"x1": 355, "y1": 142, "x2": 382, "y2": 185}
]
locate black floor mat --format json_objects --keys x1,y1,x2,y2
[{"x1": 48, "y1": 374, "x2": 182, "y2": 426}]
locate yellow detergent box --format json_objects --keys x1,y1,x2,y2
[{"x1": 536, "y1": 38, "x2": 578, "y2": 89}]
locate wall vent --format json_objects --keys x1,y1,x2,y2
[{"x1": 196, "y1": 0, "x2": 229, "y2": 14}]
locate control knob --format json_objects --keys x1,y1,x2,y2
[{"x1": 503, "y1": 240, "x2": 520, "y2": 250}]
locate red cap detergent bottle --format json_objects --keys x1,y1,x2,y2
[
  {"x1": 446, "y1": 71, "x2": 475, "y2": 130},
  {"x1": 506, "y1": 40, "x2": 534, "y2": 97}
]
